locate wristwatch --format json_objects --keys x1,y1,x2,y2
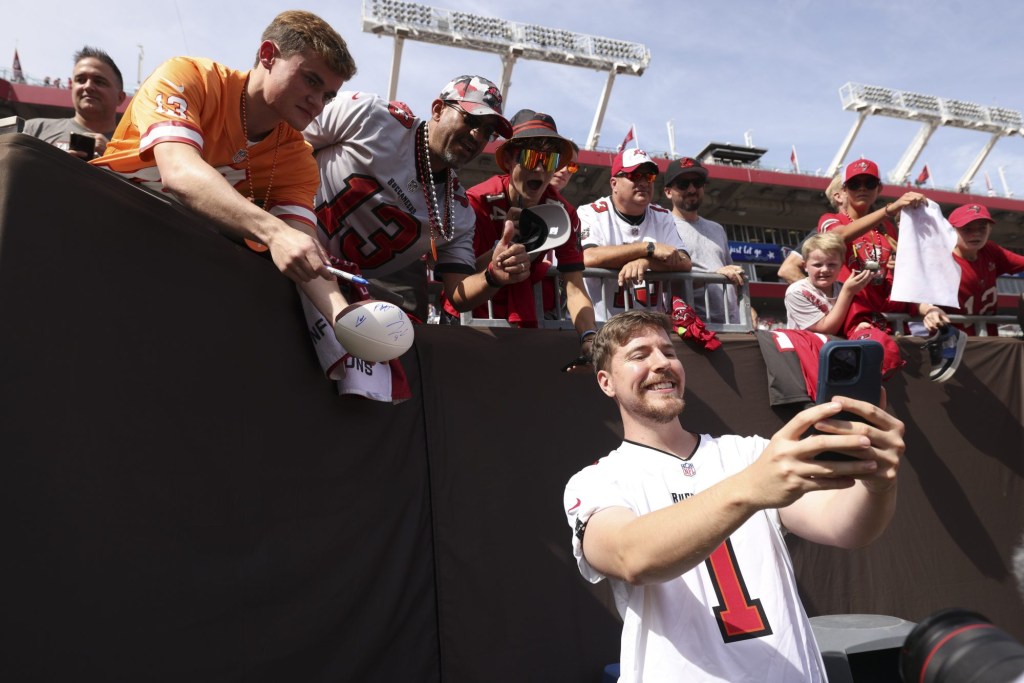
[{"x1": 646, "y1": 241, "x2": 656, "y2": 257}]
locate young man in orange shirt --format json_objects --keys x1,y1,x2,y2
[{"x1": 93, "y1": 11, "x2": 357, "y2": 324}]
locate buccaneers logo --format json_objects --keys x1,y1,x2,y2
[{"x1": 387, "y1": 101, "x2": 415, "y2": 129}]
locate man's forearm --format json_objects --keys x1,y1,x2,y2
[
  {"x1": 444, "y1": 271, "x2": 500, "y2": 311},
  {"x1": 584, "y1": 474, "x2": 763, "y2": 585},
  {"x1": 782, "y1": 479, "x2": 896, "y2": 550},
  {"x1": 563, "y1": 272, "x2": 596, "y2": 335},
  {"x1": 582, "y1": 243, "x2": 647, "y2": 269},
  {"x1": 155, "y1": 143, "x2": 293, "y2": 246}
]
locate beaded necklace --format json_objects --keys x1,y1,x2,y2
[
  {"x1": 239, "y1": 76, "x2": 281, "y2": 209},
  {"x1": 415, "y1": 121, "x2": 455, "y2": 260}
]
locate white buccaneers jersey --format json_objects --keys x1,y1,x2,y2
[
  {"x1": 577, "y1": 197, "x2": 686, "y2": 321},
  {"x1": 564, "y1": 437, "x2": 825, "y2": 683},
  {"x1": 304, "y1": 93, "x2": 476, "y2": 279}
]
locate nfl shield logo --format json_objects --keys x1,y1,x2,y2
[{"x1": 681, "y1": 462, "x2": 696, "y2": 477}]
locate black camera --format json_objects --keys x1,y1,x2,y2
[{"x1": 900, "y1": 609, "x2": 1024, "y2": 682}]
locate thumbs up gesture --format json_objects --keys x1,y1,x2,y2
[{"x1": 488, "y1": 219, "x2": 531, "y2": 286}]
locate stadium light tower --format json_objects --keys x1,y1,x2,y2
[
  {"x1": 828, "y1": 82, "x2": 1023, "y2": 191},
  {"x1": 361, "y1": 0, "x2": 650, "y2": 150}
]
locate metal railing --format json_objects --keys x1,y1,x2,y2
[
  {"x1": 460, "y1": 268, "x2": 754, "y2": 332},
  {"x1": 883, "y1": 313, "x2": 1020, "y2": 337},
  {"x1": 457, "y1": 270, "x2": 1021, "y2": 337}
]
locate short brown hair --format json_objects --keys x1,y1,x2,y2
[
  {"x1": 259, "y1": 10, "x2": 357, "y2": 80},
  {"x1": 591, "y1": 311, "x2": 674, "y2": 373},
  {"x1": 801, "y1": 231, "x2": 846, "y2": 261}
]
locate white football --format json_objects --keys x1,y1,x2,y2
[{"x1": 333, "y1": 300, "x2": 414, "y2": 363}]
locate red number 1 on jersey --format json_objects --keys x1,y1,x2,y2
[{"x1": 705, "y1": 539, "x2": 773, "y2": 642}]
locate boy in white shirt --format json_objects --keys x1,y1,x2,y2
[{"x1": 785, "y1": 232, "x2": 871, "y2": 333}]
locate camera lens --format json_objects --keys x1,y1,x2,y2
[
  {"x1": 828, "y1": 347, "x2": 860, "y2": 382},
  {"x1": 900, "y1": 609, "x2": 1024, "y2": 683}
]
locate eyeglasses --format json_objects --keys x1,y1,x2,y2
[
  {"x1": 845, "y1": 178, "x2": 880, "y2": 191},
  {"x1": 516, "y1": 147, "x2": 564, "y2": 173},
  {"x1": 670, "y1": 178, "x2": 706, "y2": 190},
  {"x1": 564, "y1": 161, "x2": 579, "y2": 174},
  {"x1": 445, "y1": 102, "x2": 498, "y2": 141},
  {"x1": 616, "y1": 170, "x2": 657, "y2": 184}
]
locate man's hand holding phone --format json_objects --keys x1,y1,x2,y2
[
  {"x1": 68, "y1": 132, "x2": 108, "y2": 160},
  {"x1": 809, "y1": 392, "x2": 904, "y2": 493}
]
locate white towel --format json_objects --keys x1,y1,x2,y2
[{"x1": 890, "y1": 201, "x2": 961, "y2": 308}]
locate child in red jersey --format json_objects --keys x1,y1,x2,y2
[{"x1": 947, "y1": 203, "x2": 1024, "y2": 335}]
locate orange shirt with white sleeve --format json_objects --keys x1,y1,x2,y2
[{"x1": 92, "y1": 56, "x2": 318, "y2": 229}]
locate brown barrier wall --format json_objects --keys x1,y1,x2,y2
[{"x1": 2, "y1": 135, "x2": 1022, "y2": 682}]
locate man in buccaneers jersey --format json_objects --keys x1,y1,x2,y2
[
  {"x1": 304, "y1": 75, "x2": 528, "y2": 300},
  {"x1": 578, "y1": 149, "x2": 692, "y2": 321},
  {"x1": 93, "y1": 11, "x2": 356, "y2": 326},
  {"x1": 301, "y1": 76, "x2": 531, "y2": 373},
  {"x1": 564, "y1": 310, "x2": 904, "y2": 682}
]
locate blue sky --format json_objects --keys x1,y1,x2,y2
[{"x1": 6, "y1": 0, "x2": 1024, "y2": 194}]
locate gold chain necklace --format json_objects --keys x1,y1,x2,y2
[{"x1": 240, "y1": 76, "x2": 281, "y2": 208}]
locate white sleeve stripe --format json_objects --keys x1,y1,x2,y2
[
  {"x1": 772, "y1": 330, "x2": 795, "y2": 350},
  {"x1": 139, "y1": 123, "x2": 204, "y2": 154},
  {"x1": 271, "y1": 204, "x2": 316, "y2": 227}
]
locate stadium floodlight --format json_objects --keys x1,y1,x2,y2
[
  {"x1": 900, "y1": 91, "x2": 942, "y2": 117},
  {"x1": 451, "y1": 12, "x2": 508, "y2": 40},
  {"x1": 945, "y1": 99, "x2": 985, "y2": 123},
  {"x1": 989, "y1": 107, "x2": 1024, "y2": 129},
  {"x1": 362, "y1": 0, "x2": 648, "y2": 72},
  {"x1": 830, "y1": 82, "x2": 1023, "y2": 187},
  {"x1": 362, "y1": 0, "x2": 650, "y2": 149}
]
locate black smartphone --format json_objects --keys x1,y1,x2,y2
[
  {"x1": 68, "y1": 132, "x2": 96, "y2": 158},
  {"x1": 812, "y1": 339, "x2": 883, "y2": 461}
]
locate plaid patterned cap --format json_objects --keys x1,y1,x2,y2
[{"x1": 438, "y1": 75, "x2": 513, "y2": 138}]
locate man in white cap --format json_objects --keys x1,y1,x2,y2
[
  {"x1": 578, "y1": 149, "x2": 691, "y2": 321},
  {"x1": 302, "y1": 75, "x2": 532, "y2": 376}
]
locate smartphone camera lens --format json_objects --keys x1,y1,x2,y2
[{"x1": 828, "y1": 347, "x2": 861, "y2": 382}]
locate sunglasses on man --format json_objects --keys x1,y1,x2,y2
[
  {"x1": 515, "y1": 147, "x2": 566, "y2": 173},
  {"x1": 445, "y1": 102, "x2": 499, "y2": 141},
  {"x1": 616, "y1": 170, "x2": 657, "y2": 184},
  {"x1": 669, "y1": 178, "x2": 706, "y2": 190},
  {"x1": 845, "y1": 177, "x2": 881, "y2": 191}
]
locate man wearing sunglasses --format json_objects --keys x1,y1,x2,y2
[
  {"x1": 302, "y1": 75, "x2": 538, "y2": 378},
  {"x1": 439, "y1": 109, "x2": 598, "y2": 363},
  {"x1": 579, "y1": 149, "x2": 691, "y2": 321},
  {"x1": 663, "y1": 157, "x2": 743, "y2": 325},
  {"x1": 818, "y1": 159, "x2": 963, "y2": 381}
]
